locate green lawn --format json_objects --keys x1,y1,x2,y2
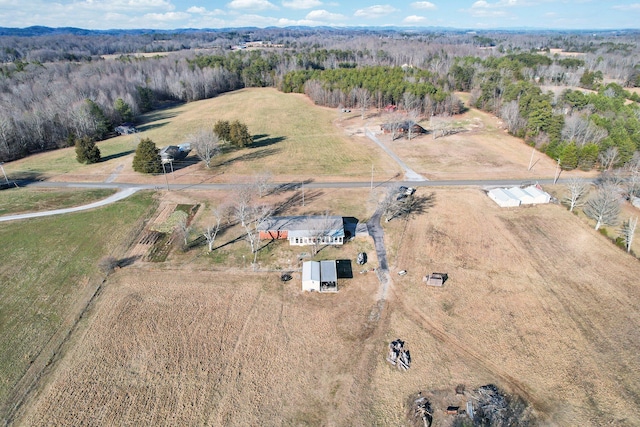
[
  {"x1": 0, "y1": 188, "x2": 116, "y2": 215},
  {"x1": 3, "y1": 88, "x2": 400, "y2": 182},
  {"x1": 0, "y1": 191, "x2": 156, "y2": 414}
]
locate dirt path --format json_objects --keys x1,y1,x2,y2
[{"x1": 365, "y1": 128, "x2": 426, "y2": 181}]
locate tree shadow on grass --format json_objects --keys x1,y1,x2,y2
[
  {"x1": 216, "y1": 147, "x2": 281, "y2": 168},
  {"x1": 135, "y1": 122, "x2": 169, "y2": 132},
  {"x1": 251, "y1": 134, "x2": 286, "y2": 148},
  {"x1": 101, "y1": 150, "x2": 134, "y2": 162}
]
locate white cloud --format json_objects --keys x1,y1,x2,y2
[
  {"x1": 411, "y1": 1, "x2": 437, "y2": 10},
  {"x1": 612, "y1": 3, "x2": 640, "y2": 10},
  {"x1": 281, "y1": 0, "x2": 323, "y2": 9},
  {"x1": 471, "y1": 0, "x2": 533, "y2": 8},
  {"x1": 187, "y1": 6, "x2": 225, "y2": 16},
  {"x1": 403, "y1": 15, "x2": 427, "y2": 23},
  {"x1": 187, "y1": 6, "x2": 206, "y2": 13},
  {"x1": 143, "y1": 11, "x2": 190, "y2": 21},
  {"x1": 354, "y1": 5, "x2": 398, "y2": 19},
  {"x1": 76, "y1": 0, "x2": 175, "y2": 11},
  {"x1": 305, "y1": 9, "x2": 345, "y2": 21},
  {"x1": 227, "y1": 0, "x2": 278, "y2": 10}
]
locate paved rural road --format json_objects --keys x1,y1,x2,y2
[
  {"x1": 0, "y1": 187, "x2": 141, "y2": 222},
  {"x1": 1, "y1": 176, "x2": 573, "y2": 222}
]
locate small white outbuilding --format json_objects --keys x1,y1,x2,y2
[
  {"x1": 487, "y1": 188, "x2": 521, "y2": 207},
  {"x1": 302, "y1": 261, "x2": 321, "y2": 291}
]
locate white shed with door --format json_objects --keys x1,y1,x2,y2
[{"x1": 302, "y1": 261, "x2": 321, "y2": 291}]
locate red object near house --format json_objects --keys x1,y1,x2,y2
[{"x1": 384, "y1": 104, "x2": 397, "y2": 112}]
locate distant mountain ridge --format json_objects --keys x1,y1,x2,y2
[{"x1": 1, "y1": 25, "x2": 638, "y2": 38}]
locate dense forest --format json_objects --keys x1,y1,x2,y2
[{"x1": 1, "y1": 26, "x2": 639, "y2": 170}]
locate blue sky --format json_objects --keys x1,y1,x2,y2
[{"x1": 0, "y1": 0, "x2": 639, "y2": 30}]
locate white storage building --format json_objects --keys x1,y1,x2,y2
[
  {"x1": 302, "y1": 260, "x2": 338, "y2": 292},
  {"x1": 488, "y1": 185, "x2": 551, "y2": 207},
  {"x1": 487, "y1": 188, "x2": 521, "y2": 207}
]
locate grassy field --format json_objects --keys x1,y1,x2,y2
[
  {"x1": 0, "y1": 191, "x2": 157, "y2": 422},
  {"x1": 3, "y1": 88, "x2": 401, "y2": 185},
  {"x1": 0, "y1": 188, "x2": 116, "y2": 215}
]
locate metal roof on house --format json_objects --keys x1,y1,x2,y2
[{"x1": 258, "y1": 216, "x2": 344, "y2": 236}]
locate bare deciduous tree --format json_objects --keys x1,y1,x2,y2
[
  {"x1": 309, "y1": 211, "x2": 335, "y2": 255},
  {"x1": 405, "y1": 109, "x2": 420, "y2": 141},
  {"x1": 203, "y1": 206, "x2": 225, "y2": 252},
  {"x1": 598, "y1": 146, "x2": 619, "y2": 171},
  {"x1": 583, "y1": 184, "x2": 621, "y2": 230},
  {"x1": 187, "y1": 128, "x2": 220, "y2": 168},
  {"x1": 624, "y1": 152, "x2": 640, "y2": 199},
  {"x1": 378, "y1": 185, "x2": 418, "y2": 222},
  {"x1": 176, "y1": 215, "x2": 191, "y2": 249},
  {"x1": 234, "y1": 186, "x2": 273, "y2": 265},
  {"x1": 620, "y1": 216, "x2": 638, "y2": 253},
  {"x1": 253, "y1": 172, "x2": 273, "y2": 198},
  {"x1": 563, "y1": 178, "x2": 590, "y2": 212},
  {"x1": 500, "y1": 100, "x2": 526, "y2": 135},
  {"x1": 561, "y1": 113, "x2": 607, "y2": 147}
]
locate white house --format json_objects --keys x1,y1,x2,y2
[{"x1": 258, "y1": 216, "x2": 345, "y2": 247}]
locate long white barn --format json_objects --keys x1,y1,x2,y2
[{"x1": 488, "y1": 185, "x2": 551, "y2": 207}]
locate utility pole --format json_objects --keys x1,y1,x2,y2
[
  {"x1": 0, "y1": 162, "x2": 9, "y2": 185},
  {"x1": 370, "y1": 163, "x2": 374, "y2": 190},
  {"x1": 528, "y1": 146, "x2": 535, "y2": 171},
  {"x1": 162, "y1": 161, "x2": 169, "y2": 191}
]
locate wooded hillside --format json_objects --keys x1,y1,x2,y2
[{"x1": 1, "y1": 27, "x2": 639, "y2": 169}]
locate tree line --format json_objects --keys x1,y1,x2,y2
[{"x1": 1, "y1": 28, "x2": 640, "y2": 167}]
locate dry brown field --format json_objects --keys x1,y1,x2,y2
[
  {"x1": 14, "y1": 185, "x2": 640, "y2": 426},
  {"x1": 8, "y1": 88, "x2": 640, "y2": 426}
]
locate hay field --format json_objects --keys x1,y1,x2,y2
[
  {"x1": 14, "y1": 187, "x2": 640, "y2": 426},
  {"x1": 378, "y1": 188, "x2": 640, "y2": 426},
  {"x1": 16, "y1": 268, "x2": 384, "y2": 426}
]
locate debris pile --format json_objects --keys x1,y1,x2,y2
[
  {"x1": 473, "y1": 384, "x2": 533, "y2": 426},
  {"x1": 387, "y1": 339, "x2": 411, "y2": 370},
  {"x1": 411, "y1": 394, "x2": 433, "y2": 427}
]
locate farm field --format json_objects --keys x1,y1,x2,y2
[
  {"x1": 0, "y1": 191, "x2": 157, "y2": 423},
  {"x1": 12, "y1": 186, "x2": 640, "y2": 426},
  {"x1": 0, "y1": 188, "x2": 115, "y2": 215},
  {"x1": 4, "y1": 86, "x2": 640, "y2": 427}
]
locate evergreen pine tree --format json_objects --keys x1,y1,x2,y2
[
  {"x1": 133, "y1": 137, "x2": 162, "y2": 173},
  {"x1": 75, "y1": 136, "x2": 101, "y2": 164}
]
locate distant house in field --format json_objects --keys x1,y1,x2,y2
[
  {"x1": 302, "y1": 260, "x2": 338, "y2": 292},
  {"x1": 115, "y1": 123, "x2": 137, "y2": 135},
  {"x1": 381, "y1": 121, "x2": 426, "y2": 136},
  {"x1": 487, "y1": 185, "x2": 551, "y2": 207},
  {"x1": 160, "y1": 143, "x2": 191, "y2": 161},
  {"x1": 258, "y1": 216, "x2": 345, "y2": 246}
]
